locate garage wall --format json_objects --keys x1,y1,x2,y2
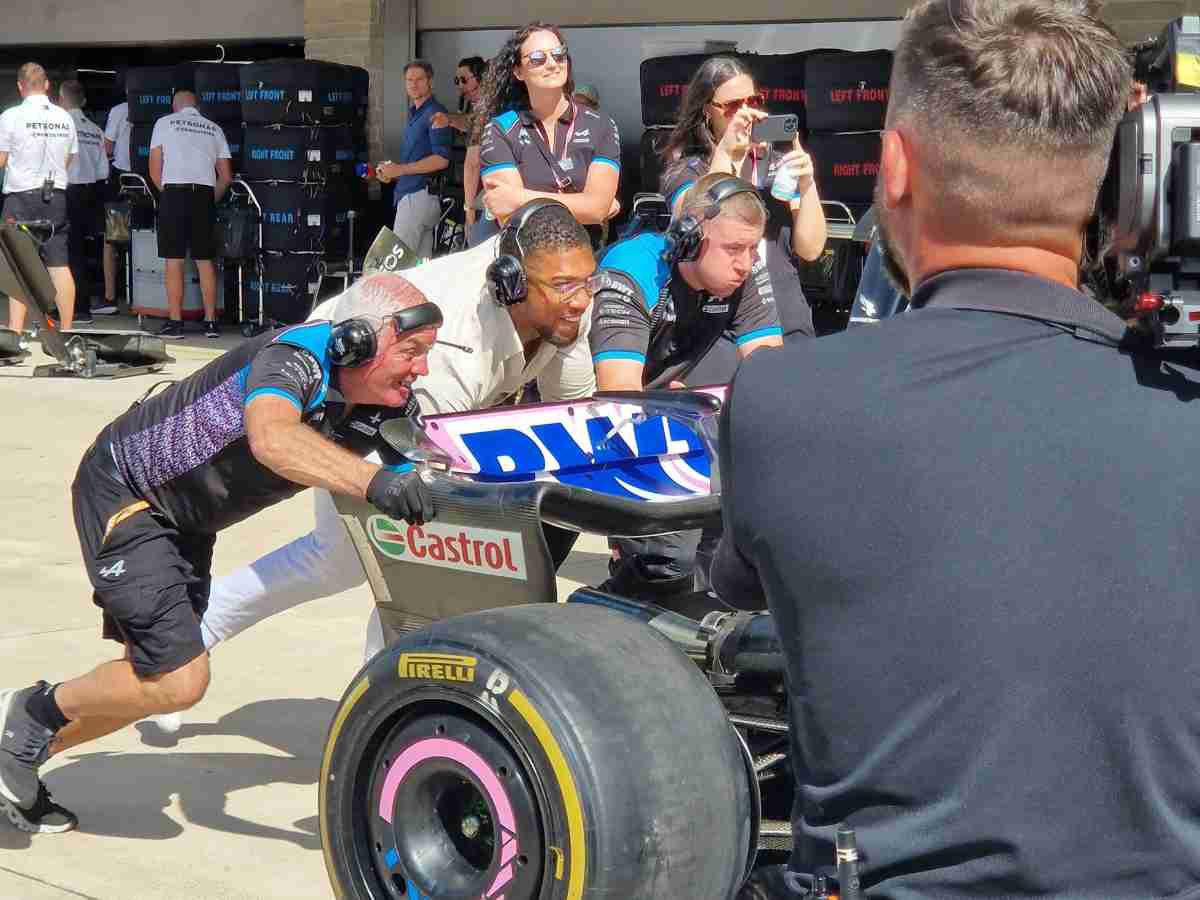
[
  {"x1": 420, "y1": 20, "x2": 902, "y2": 155},
  {"x1": 417, "y1": 0, "x2": 1200, "y2": 43},
  {"x1": 0, "y1": 0, "x2": 304, "y2": 45}
]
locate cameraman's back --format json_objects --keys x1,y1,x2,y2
[{"x1": 714, "y1": 3, "x2": 1200, "y2": 898}]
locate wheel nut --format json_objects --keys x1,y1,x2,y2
[{"x1": 461, "y1": 815, "x2": 481, "y2": 839}]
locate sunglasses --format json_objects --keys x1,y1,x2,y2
[
  {"x1": 709, "y1": 94, "x2": 766, "y2": 118},
  {"x1": 453, "y1": 75, "x2": 475, "y2": 86},
  {"x1": 523, "y1": 46, "x2": 569, "y2": 69}
]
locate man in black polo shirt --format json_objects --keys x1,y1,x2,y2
[{"x1": 716, "y1": 3, "x2": 1200, "y2": 899}]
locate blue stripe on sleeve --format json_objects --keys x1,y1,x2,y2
[
  {"x1": 245, "y1": 387, "x2": 303, "y2": 411},
  {"x1": 591, "y1": 156, "x2": 620, "y2": 171},
  {"x1": 594, "y1": 350, "x2": 647, "y2": 364},
  {"x1": 481, "y1": 162, "x2": 518, "y2": 177},
  {"x1": 735, "y1": 326, "x2": 784, "y2": 346}
]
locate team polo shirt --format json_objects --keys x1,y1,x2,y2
[
  {"x1": 591, "y1": 231, "x2": 782, "y2": 387},
  {"x1": 663, "y1": 150, "x2": 815, "y2": 337},
  {"x1": 149, "y1": 106, "x2": 231, "y2": 187},
  {"x1": 479, "y1": 101, "x2": 620, "y2": 195},
  {"x1": 393, "y1": 96, "x2": 452, "y2": 203},
  {"x1": 68, "y1": 108, "x2": 108, "y2": 185},
  {"x1": 0, "y1": 94, "x2": 78, "y2": 193},
  {"x1": 103, "y1": 101, "x2": 132, "y2": 172}
]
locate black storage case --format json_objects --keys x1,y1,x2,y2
[
  {"x1": 808, "y1": 131, "x2": 883, "y2": 208},
  {"x1": 245, "y1": 251, "x2": 323, "y2": 324},
  {"x1": 126, "y1": 65, "x2": 194, "y2": 124},
  {"x1": 241, "y1": 125, "x2": 355, "y2": 181},
  {"x1": 194, "y1": 63, "x2": 243, "y2": 122},
  {"x1": 803, "y1": 49, "x2": 893, "y2": 132},
  {"x1": 240, "y1": 60, "x2": 356, "y2": 125}
]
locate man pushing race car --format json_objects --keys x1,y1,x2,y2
[{"x1": 0, "y1": 273, "x2": 442, "y2": 833}]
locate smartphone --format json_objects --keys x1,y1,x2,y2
[{"x1": 751, "y1": 114, "x2": 799, "y2": 144}]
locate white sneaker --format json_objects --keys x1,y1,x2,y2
[
  {"x1": 149, "y1": 712, "x2": 183, "y2": 734},
  {"x1": 92, "y1": 304, "x2": 118, "y2": 315}
]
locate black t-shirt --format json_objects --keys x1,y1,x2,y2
[
  {"x1": 662, "y1": 150, "x2": 815, "y2": 338},
  {"x1": 590, "y1": 230, "x2": 782, "y2": 387},
  {"x1": 714, "y1": 268, "x2": 1200, "y2": 898},
  {"x1": 100, "y1": 321, "x2": 413, "y2": 534}
]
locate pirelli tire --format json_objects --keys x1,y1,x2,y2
[{"x1": 320, "y1": 603, "x2": 756, "y2": 900}]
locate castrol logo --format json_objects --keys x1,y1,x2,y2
[{"x1": 367, "y1": 515, "x2": 528, "y2": 581}]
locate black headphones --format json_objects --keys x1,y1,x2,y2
[
  {"x1": 486, "y1": 198, "x2": 569, "y2": 306},
  {"x1": 328, "y1": 301, "x2": 444, "y2": 367},
  {"x1": 661, "y1": 175, "x2": 763, "y2": 265}
]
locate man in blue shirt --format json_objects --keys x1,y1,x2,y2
[{"x1": 377, "y1": 60, "x2": 451, "y2": 259}]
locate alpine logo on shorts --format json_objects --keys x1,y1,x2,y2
[
  {"x1": 366, "y1": 516, "x2": 528, "y2": 581},
  {"x1": 98, "y1": 560, "x2": 126, "y2": 581}
]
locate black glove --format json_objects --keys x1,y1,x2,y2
[{"x1": 366, "y1": 467, "x2": 435, "y2": 526}]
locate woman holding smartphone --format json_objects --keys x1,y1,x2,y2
[
  {"x1": 661, "y1": 56, "x2": 827, "y2": 342},
  {"x1": 472, "y1": 21, "x2": 621, "y2": 245}
]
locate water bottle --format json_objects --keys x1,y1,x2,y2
[{"x1": 770, "y1": 164, "x2": 802, "y2": 203}]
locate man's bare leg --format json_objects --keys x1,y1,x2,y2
[
  {"x1": 7, "y1": 294, "x2": 28, "y2": 333},
  {"x1": 165, "y1": 258, "x2": 185, "y2": 320},
  {"x1": 196, "y1": 259, "x2": 217, "y2": 321},
  {"x1": 47, "y1": 266, "x2": 75, "y2": 332}
]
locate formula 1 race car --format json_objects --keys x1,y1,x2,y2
[{"x1": 319, "y1": 389, "x2": 792, "y2": 900}]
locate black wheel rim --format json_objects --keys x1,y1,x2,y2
[{"x1": 361, "y1": 709, "x2": 545, "y2": 899}]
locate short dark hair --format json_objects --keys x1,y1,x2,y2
[
  {"x1": 58, "y1": 79, "x2": 85, "y2": 107},
  {"x1": 888, "y1": 0, "x2": 1131, "y2": 236},
  {"x1": 500, "y1": 201, "x2": 591, "y2": 262},
  {"x1": 458, "y1": 56, "x2": 487, "y2": 80},
  {"x1": 405, "y1": 59, "x2": 434, "y2": 79}
]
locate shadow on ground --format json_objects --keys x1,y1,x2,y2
[{"x1": 0, "y1": 697, "x2": 335, "y2": 851}]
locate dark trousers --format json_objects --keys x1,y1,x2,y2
[{"x1": 66, "y1": 183, "x2": 95, "y2": 318}]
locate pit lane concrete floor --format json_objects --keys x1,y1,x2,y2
[{"x1": 0, "y1": 332, "x2": 612, "y2": 900}]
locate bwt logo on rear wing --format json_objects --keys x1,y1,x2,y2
[{"x1": 415, "y1": 389, "x2": 726, "y2": 502}]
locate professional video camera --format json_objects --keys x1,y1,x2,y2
[{"x1": 1109, "y1": 16, "x2": 1200, "y2": 346}]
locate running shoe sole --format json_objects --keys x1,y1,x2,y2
[{"x1": 0, "y1": 793, "x2": 77, "y2": 834}]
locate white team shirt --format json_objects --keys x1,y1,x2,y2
[
  {"x1": 0, "y1": 94, "x2": 79, "y2": 193},
  {"x1": 68, "y1": 108, "x2": 108, "y2": 185},
  {"x1": 309, "y1": 235, "x2": 596, "y2": 415},
  {"x1": 103, "y1": 101, "x2": 132, "y2": 172},
  {"x1": 149, "y1": 106, "x2": 230, "y2": 187}
]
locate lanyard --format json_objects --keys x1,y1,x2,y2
[{"x1": 533, "y1": 103, "x2": 576, "y2": 165}]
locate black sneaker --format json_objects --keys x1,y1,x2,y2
[
  {"x1": 72, "y1": 315, "x2": 94, "y2": 326},
  {"x1": 0, "y1": 780, "x2": 76, "y2": 834},
  {"x1": 0, "y1": 685, "x2": 55, "y2": 810},
  {"x1": 204, "y1": 320, "x2": 220, "y2": 339},
  {"x1": 156, "y1": 320, "x2": 185, "y2": 340}
]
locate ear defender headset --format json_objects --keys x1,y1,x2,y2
[
  {"x1": 486, "y1": 198, "x2": 571, "y2": 306},
  {"x1": 661, "y1": 174, "x2": 763, "y2": 265},
  {"x1": 328, "y1": 301, "x2": 445, "y2": 367}
]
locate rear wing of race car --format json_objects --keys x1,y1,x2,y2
[{"x1": 333, "y1": 388, "x2": 726, "y2": 646}]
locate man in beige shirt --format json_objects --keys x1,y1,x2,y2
[{"x1": 197, "y1": 199, "x2": 599, "y2": 664}]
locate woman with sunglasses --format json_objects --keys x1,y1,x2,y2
[
  {"x1": 661, "y1": 56, "x2": 827, "y2": 342},
  {"x1": 447, "y1": 56, "x2": 487, "y2": 232},
  {"x1": 473, "y1": 21, "x2": 621, "y2": 245}
]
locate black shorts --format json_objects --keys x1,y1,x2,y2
[
  {"x1": 2, "y1": 189, "x2": 70, "y2": 267},
  {"x1": 71, "y1": 441, "x2": 213, "y2": 677},
  {"x1": 157, "y1": 183, "x2": 216, "y2": 261}
]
